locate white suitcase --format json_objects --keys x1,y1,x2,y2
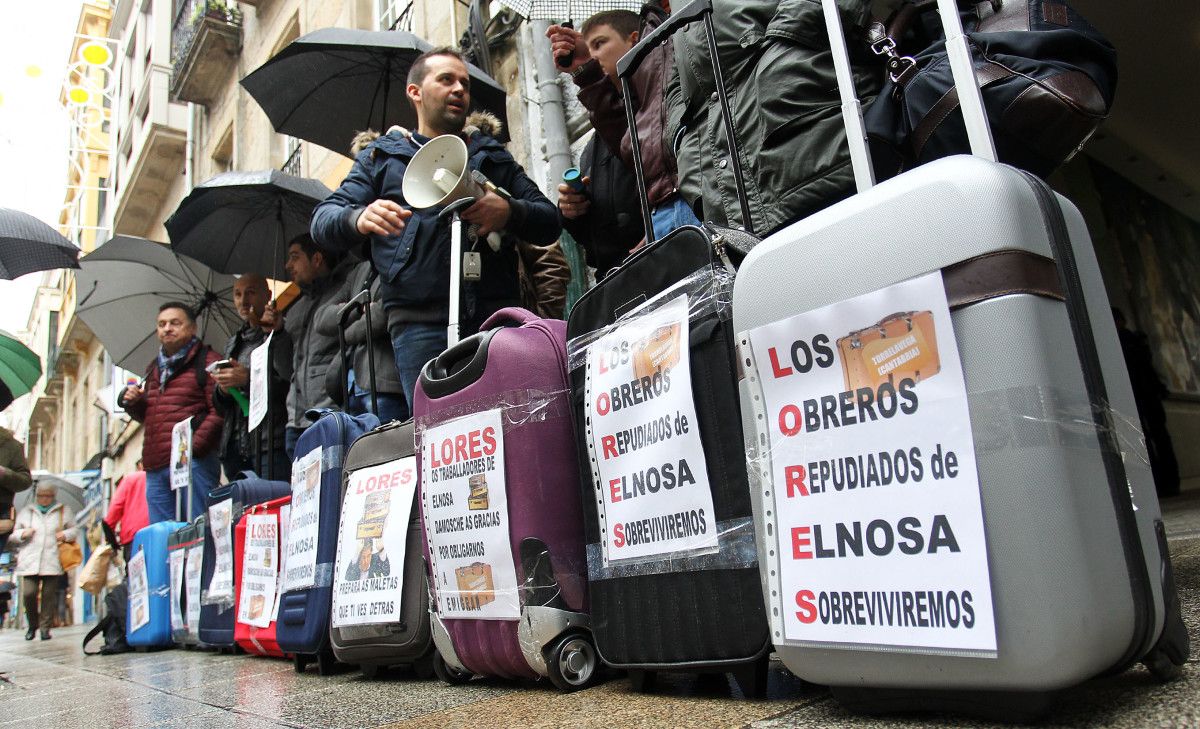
[{"x1": 732, "y1": 0, "x2": 1188, "y2": 720}]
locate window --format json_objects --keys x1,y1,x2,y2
[
  {"x1": 211, "y1": 125, "x2": 233, "y2": 173},
  {"x1": 377, "y1": 0, "x2": 415, "y2": 31},
  {"x1": 46, "y1": 310, "x2": 60, "y2": 369}
]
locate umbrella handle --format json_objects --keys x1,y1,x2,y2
[{"x1": 555, "y1": 20, "x2": 575, "y2": 68}]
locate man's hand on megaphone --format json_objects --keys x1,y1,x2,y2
[
  {"x1": 461, "y1": 190, "x2": 511, "y2": 238},
  {"x1": 356, "y1": 199, "x2": 412, "y2": 237}
]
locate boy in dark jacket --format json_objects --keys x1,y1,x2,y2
[
  {"x1": 311, "y1": 48, "x2": 560, "y2": 405},
  {"x1": 118, "y1": 302, "x2": 224, "y2": 522}
]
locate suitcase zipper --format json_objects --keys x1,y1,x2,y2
[{"x1": 1020, "y1": 171, "x2": 1154, "y2": 671}]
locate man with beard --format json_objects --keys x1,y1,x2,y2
[{"x1": 311, "y1": 48, "x2": 560, "y2": 406}]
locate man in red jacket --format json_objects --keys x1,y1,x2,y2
[{"x1": 118, "y1": 302, "x2": 224, "y2": 523}]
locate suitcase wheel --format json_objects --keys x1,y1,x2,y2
[
  {"x1": 546, "y1": 631, "x2": 600, "y2": 693},
  {"x1": 360, "y1": 663, "x2": 380, "y2": 679},
  {"x1": 731, "y1": 656, "x2": 770, "y2": 699},
  {"x1": 413, "y1": 651, "x2": 437, "y2": 680},
  {"x1": 293, "y1": 655, "x2": 308, "y2": 673},
  {"x1": 628, "y1": 669, "x2": 657, "y2": 693},
  {"x1": 433, "y1": 651, "x2": 472, "y2": 685},
  {"x1": 316, "y1": 650, "x2": 338, "y2": 676},
  {"x1": 1143, "y1": 647, "x2": 1185, "y2": 683}
]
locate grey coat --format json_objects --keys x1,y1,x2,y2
[
  {"x1": 315, "y1": 259, "x2": 404, "y2": 401},
  {"x1": 284, "y1": 258, "x2": 355, "y2": 427},
  {"x1": 669, "y1": 0, "x2": 881, "y2": 235}
]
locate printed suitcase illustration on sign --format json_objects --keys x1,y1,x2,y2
[
  {"x1": 733, "y1": 0, "x2": 1189, "y2": 720},
  {"x1": 276, "y1": 411, "x2": 379, "y2": 675},
  {"x1": 127, "y1": 521, "x2": 186, "y2": 649},
  {"x1": 415, "y1": 308, "x2": 597, "y2": 692},
  {"x1": 199, "y1": 474, "x2": 291, "y2": 650},
  {"x1": 168, "y1": 514, "x2": 207, "y2": 648},
  {"x1": 562, "y1": 0, "x2": 770, "y2": 696},
  {"x1": 330, "y1": 419, "x2": 437, "y2": 678},
  {"x1": 234, "y1": 495, "x2": 290, "y2": 658},
  {"x1": 837, "y1": 310, "x2": 941, "y2": 391}
]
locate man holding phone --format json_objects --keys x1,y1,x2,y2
[
  {"x1": 118, "y1": 302, "x2": 224, "y2": 522},
  {"x1": 211, "y1": 274, "x2": 293, "y2": 480}
]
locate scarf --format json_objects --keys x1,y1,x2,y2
[
  {"x1": 157, "y1": 337, "x2": 199, "y2": 389},
  {"x1": 36, "y1": 503, "x2": 51, "y2": 514}
]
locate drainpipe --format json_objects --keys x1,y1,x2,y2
[
  {"x1": 529, "y1": 20, "x2": 573, "y2": 199},
  {"x1": 185, "y1": 102, "x2": 197, "y2": 189}
]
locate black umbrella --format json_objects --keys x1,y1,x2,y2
[
  {"x1": 240, "y1": 28, "x2": 510, "y2": 157},
  {"x1": 0, "y1": 208, "x2": 81, "y2": 279},
  {"x1": 165, "y1": 170, "x2": 331, "y2": 281},
  {"x1": 76, "y1": 236, "x2": 240, "y2": 372}
]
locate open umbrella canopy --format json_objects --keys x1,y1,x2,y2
[
  {"x1": 14, "y1": 474, "x2": 85, "y2": 516},
  {"x1": 0, "y1": 208, "x2": 81, "y2": 280},
  {"x1": 0, "y1": 330, "x2": 41, "y2": 410},
  {"x1": 75, "y1": 236, "x2": 240, "y2": 372},
  {"x1": 495, "y1": 0, "x2": 643, "y2": 19},
  {"x1": 165, "y1": 169, "x2": 331, "y2": 281},
  {"x1": 240, "y1": 28, "x2": 510, "y2": 156}
]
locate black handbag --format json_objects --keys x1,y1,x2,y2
[{"x1": 863, "y1": 0, "x2": 1117, "y2": 179}]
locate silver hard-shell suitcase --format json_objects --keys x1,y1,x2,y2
[{"x1": 733, "y1": 0, "x2": 1188, "y2": 720}]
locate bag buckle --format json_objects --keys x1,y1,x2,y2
[
  {"x1": 870, "y1": 35, "x2": 897, "y2": 56},
  {"x1": 887, "y1": 56, "x2": 918, "y2": 85}
]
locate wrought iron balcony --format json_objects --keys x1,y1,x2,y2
[{"x1": 170, "y1": 0, "x2": 242, "y2": 105}]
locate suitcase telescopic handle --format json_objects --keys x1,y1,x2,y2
[
  {"x1": 337, "y1": 286, "x2": 379, "y2": 417},
  {"x1": 821, "y1": 0, "x2": 996, "y2": 194},
  {"x1": 615, "y1": 0, "x2": 754, "y2": 243}
]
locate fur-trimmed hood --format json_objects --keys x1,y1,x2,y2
[{"x1": 349, "y1": 111, "x2": 505, "y2": 156}]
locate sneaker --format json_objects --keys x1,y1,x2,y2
[
  {"x1": 39, "y1": 630, "x2": 51, "y2": 641},
  {"x1": 24, "y1": 628, "x2": 34, "y2": 641}
]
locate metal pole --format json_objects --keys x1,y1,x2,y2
[
  {"x1": 448, "y1": 216, "x2": 463, "y2": 346},
  {"x1": 529, "y1": 21, "x2": 575, "y2": 195}
]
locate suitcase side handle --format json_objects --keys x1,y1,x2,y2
[{"x1": 479, "y1": 306, "x2": 539, "y2": 331}]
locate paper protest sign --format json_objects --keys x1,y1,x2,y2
[
  {"x1": 421, "y1": 409, "x2": 519, "y2": 620},
  {"x1": 742, "y1": 271, "x2": 996, "y2": 654},
  {"x1": 170, "y1": 418, "x2": 192, "y2": 492},
  {"x1": 185, "y1": 545, "x2": 203, "y2": 637},
  {"x1": 272, "y1": 504, "x2": 290, "y2": 621},
  {"x1": 248, "y1": 333, "x2": 273, "y2": 432},
  {"x1": 584, "y1": 294, "x2": 718, "y2": 565},
  {"x1": 206, "y1": 499, "x2": 235, "y2": 603},
  {"x1": 283, "y1": 447, "x2": 322, "y2": 592},
  {"x1": 237, "y1": 513, "x2": 279, "y2": 629},
  {"x1": 333, "y1": 456, "x2": 417, "y2": 628},
  {"x1": 128, "y1": 550, "x2": 150, "y2": 633},
  {"x1": 169, "y1": 548, "x2": 186, "y2": 632}
]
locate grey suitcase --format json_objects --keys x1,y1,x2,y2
[
  {"x1": 168, "y1": 515, "x2": 208, "y2": 648},
  {"x1": 329, "y1": 419, "x2": 437, "y2": 678},
  {"x1": 733, "y1": 0, "x2": 1188, "y2": 720}
]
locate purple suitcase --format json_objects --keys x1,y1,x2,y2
[{"x1": 415, "y1": 308, "x2": 595, "y2": 691}]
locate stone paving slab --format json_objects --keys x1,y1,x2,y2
[{"x1": 0, "y1": 509, "x2": 1196, "y2": 727}]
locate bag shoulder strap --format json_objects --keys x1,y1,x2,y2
[{"x1": 82, "y1": 614, "x2": 112, "y2": 655}]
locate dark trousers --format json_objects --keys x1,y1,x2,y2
[{"x1": 23, "y1": 575, "x2": 59, "y2": 632}]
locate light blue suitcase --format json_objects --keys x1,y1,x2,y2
[{"x1": 127, "y1": 521, "x2": 186, "y2": 649}]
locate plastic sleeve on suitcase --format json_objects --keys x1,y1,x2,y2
[
  {"x1": 311, "y1": 561, "x2": 335, "y2": 589},
  {"x1": 425, "y1": 545, "x2": 568, "y2": 618},
  {"x1": 565, "y1": 264, "x2": 734, "y2": 373},
  {"x1": 322, "y1": 444, "x2": 347, "y2": 475},
  {"x1": 413, "y1": 388, "x2": 574, "y2": 436},
  {"x1": 584, "y1": 516, "x2": 757, "y2": 581},
  {"x1": 200, "y1": 588, "x2": 235, "y2": 611}
]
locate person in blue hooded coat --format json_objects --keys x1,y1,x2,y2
[{"x1": 311, "y1": 47, "x2": 561, "y2": 405}]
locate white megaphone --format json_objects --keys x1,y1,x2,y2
[
  {"x1": 401, "y1": 134, "x2": 501, "y2": 347},
  {"x1": 402, "y1": 134, "x2": 503, "y2": 251}
]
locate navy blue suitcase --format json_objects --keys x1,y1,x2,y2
[
  {"x1": 127, "y1": 521, "x2": 186, "y2": 649},
  {"x1": 277, "y1": 411, "x2": 379, "y2": 674},
  {"x1": 198, "y1": 474, "x2": 291, "y2": 649}
]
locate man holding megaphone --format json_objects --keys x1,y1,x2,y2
[{"x1": 311, "y1": 48, "x2": 561, "y2": 407}]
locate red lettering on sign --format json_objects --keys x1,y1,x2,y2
[
  {"x1": 792, "y1": 526, "x2": 813, "y2": 560},
  {"x1": 596, "y1": 392, "x2": 611, "y2": 416},
  {"x1": 601, "y1": 435, "x2": 617, "y2": 460},
  {"x1": 785, "y1": 465, "x2": 808, "y2": 497},
  {"x1": 795, "y1": 590, "x2": 817, "y2": 623},
  {"x1": 613, "y1": 522, "x2": 625, "y2": 547},
  {"x1": 609, "y1": 478, "x2": 623, "y2": 503},
  {"x1": 778, "y1": 404, "x2": 803, "y2": 437},
  {"x1": 768, "y1": 347, "x2": 793, "y2": 378}
]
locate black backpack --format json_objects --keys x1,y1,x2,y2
[{"x1": 83, "y1": 582, "x2": 131, "y2": 655}]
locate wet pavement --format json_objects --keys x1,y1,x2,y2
[{"x1": 1, "y1": 492, "x2": 1198, "y2": 728}]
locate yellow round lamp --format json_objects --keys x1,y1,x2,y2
[
  {"x1": 80, "y1": 42, "x2": 112, "y2": 68},
  {"x1": 67, "y1": 86, "x2": 91, "y2": 105}
]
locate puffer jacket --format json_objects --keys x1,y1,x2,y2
[
  {"x1": 669, "y1": 0, "x2": 881, "y2": 234},
  {"x1": 119, "y1": 340, "x2": 224, "y2": 471},
  {"x1": 214, "y1": 324, "x2": 293, "y2": 474},
  {"x1": 13, "y1": 502, "x2": 77, "y2": 576},
  {"x1": 315, "y1": 259, "x2": 404, "y2": 401},
  {"x1": 574, "y1": 4, "x2": 678, "y2": 209}
]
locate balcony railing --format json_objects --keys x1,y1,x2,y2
[
  {"x1": 281, "y1": 137, "x2": 303, "y2": 177},
  {"x1": 170, "y1": 0, "x2": 243, "y2": 104}
]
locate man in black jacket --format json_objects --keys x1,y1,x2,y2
[{"x1": 558, "y1": 133, "x2": 645, "y2": 280}]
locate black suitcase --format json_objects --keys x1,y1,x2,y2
[
  {"x1": 564, "y1": 0, "x2": 770, "y2": 696},
  {"x1": 168, "y1": 514, "x2": 207, "y2": 648},
  {"x1": 329, "y1": 418, "x2": 436, "y2": 677}
]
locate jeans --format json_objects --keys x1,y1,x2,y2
[
  {"x1": 285, "y1": 426, "x2": 305, "y2": 461},
  {"x1": 347, "y1": 390, "x2": 410, "y2": 424},
  {"x1": 389, "y1": 321, "x2": 448, "y2": 410},
  {"x1": 651, "y1": 195, "x2": 702, "y2": 241},
  {"x1": 145, "y1": 452, "x2": 221, "y2": 523}
]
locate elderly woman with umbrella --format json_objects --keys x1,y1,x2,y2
[{"x1": 12, "y1": 480, "x2": 78, "y2": 640}]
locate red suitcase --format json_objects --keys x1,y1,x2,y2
[{"x1": 234, "y1": 495, "x2": 291, "y2": 658}]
